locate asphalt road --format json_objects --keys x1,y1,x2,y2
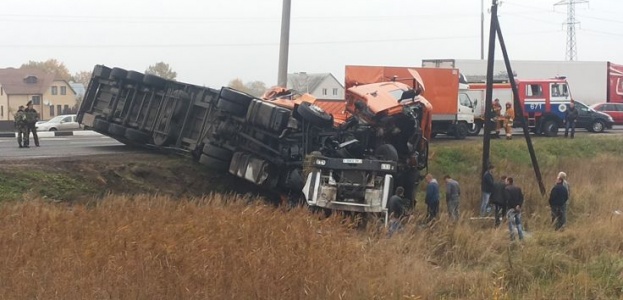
[
  {"x1": 0, "y1": 135, "x2": 136, "y2": 160},
  {"x1": 0, "y1": 125, "x2": 621, "y2": 161}
]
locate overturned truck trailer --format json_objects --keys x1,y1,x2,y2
[{"x1": 78, "y1": 65, "x2": 432, "y2": 217}]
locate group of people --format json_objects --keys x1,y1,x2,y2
[
  {"x1": 481, "y1": 164, "x2": 571, "y2": 241},
  {"x1": 388, "y1": 164, "x2": 572, "y2": 240},
  {"x1": 492, "y1": 98, "x2": 515, "y2": 140},
  {"x1": 14, "y1": 100, "x2": 40, "y2": 148}
]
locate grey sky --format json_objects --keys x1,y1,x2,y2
[{"x1": 1, "y1": 0, "x2": 621, "y2": 87}]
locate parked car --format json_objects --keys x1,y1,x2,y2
[
  {"x1": 36, "y1": 114, "x2": 81, "y2": 131},
  {"x1": 590, "y1": 102, "x2": 623, "y2": 125},
  {"x1": 573, "y1": 101, "x2": 614, "y2": 133}
]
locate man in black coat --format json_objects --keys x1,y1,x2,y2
[
  {"x1": 564, "y1": 100, "x2": 579, "y2": 139},
  {"x1": 549, "y1": 177, "x2": 569, "y2": 231},
  {"x1": 491, "y1": 175, "x2": 508, "y2": 227},
  {"x1": 480, "y1": 164, "x2": 495, "y2": 217},
  {"x1": 504, "y1": 177, "x2": 524, "y2": 241}
]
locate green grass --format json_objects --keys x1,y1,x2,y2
[{"x1": 0, "y1": 170, "x2": 97, "y2": 202}]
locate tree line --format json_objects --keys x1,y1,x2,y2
[{"x1": 19, "y1": 59, "x2": 269, "y2": 97}]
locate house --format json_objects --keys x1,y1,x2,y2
[
  {"x1": 0, "y1": 68, "x2": 77, "y2": 121},
  {"x1": 287, "y1": 72, "x2": 344, "y2": 101}
]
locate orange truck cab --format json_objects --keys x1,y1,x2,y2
[{"x1": 345, "y1": 65, "x2": 475, "y2": 139}]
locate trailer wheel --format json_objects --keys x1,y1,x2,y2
[
  {"x1": 109, "y1": 68, "x2": 128, "y2": 80},
  {"x1": 454, "y1": 123, "x2": 468, "y2": 140},
  {"x1": 93, "y1": 65, "x2": 111, "y2": 78},
  {"x1": 203, "y1": 143, "x2": 233, "y2": 162},
  {"x1": 467, "y1": 121, "x2": 482, "y2": 136},
  {"x1": 108, "y1": 123, "x2": 127, "y2": 136},
  {"x1": 590, "y1": 120, "x2": 605, "y2": 133},
  {"x1": 125, "y1": 128, "x2": 151, "y2": 144},
  {"x1": 375, "y1": 144, "x2": 399, "y2": 161},
  {"x1": 143, "y1": 74, "x2": 167, "y2": 89},
  {"x1": 199, "y1": 154, "x2": 230, "y2": 172},
  {"x1": 93, "y1": 119, "x2": 110, "y2": 133},
  {"x1": 297, "y1": 102, "x2": 333, "y2": 128},
  {"x1": 216, "y1": 98, "x2": 247, "y2": 116},
  {"x1": 542, "y1": 120, "x2": 559, "y2": 137},
  {"x1": 126, "y1": 71, "x2": 144, "y2": 83},
  {"x1": 219, "y1": 87, "x2": 254, "y2": 107}
]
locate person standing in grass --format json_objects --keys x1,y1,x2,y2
[
  {"x1": 481, "y1": 164, "x2": 495, "y2": 217},
  {"x1": 504, "y1": 177, "x2": 524, "y2": 241},
  {"x1": 558, "y1": 171, "x2": 570, "y2": 216},
  {"x1": 549, "y1": 177, "x2": 569, "y2": 231},
  {"x1": 387, "y1": 186, "x2": 406, "y2": 236},
  {"x1": 443, "y1": 175, "x2": 460, "y2": 222},
  {"x1": 424, "y1": 174, "x2": 440, "y2": 223},
  {"x1": 491, "y1": 175, "x2": 508, "y2": 228}
]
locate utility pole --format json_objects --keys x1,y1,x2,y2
[
  {"x1": 482, "y1": 0, "x2": 546, "y2": 196},
  {"x1": 555, "y1": 0, "x2": 588, "y2": 61},
  {"x1": 277, "y1": 0, "x2": 292, "y2": 87}
]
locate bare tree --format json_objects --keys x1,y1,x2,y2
[
  {"x1": 21, "y1": 59, "x2": 71, "y2": 81},
  {"x1": 71, "y1": 70, "x2": 93, "y2": 87},
  {"x1": 145, "y1": 62, "x2": 177, "y2": 80},
  {"x1": 227, "y1": 78, "x2": 267, "y2": 98}
]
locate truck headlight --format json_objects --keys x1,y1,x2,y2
[
  {"x1": 315, "y1": 159, "x2": 326, "y2": 166},
  {"x1": 380, "y1": 163, "x2": 393, "y2": 171}
]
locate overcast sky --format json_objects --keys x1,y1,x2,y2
[{"x1": 1, "y1": 0, "x2": 621, "y2": 87}]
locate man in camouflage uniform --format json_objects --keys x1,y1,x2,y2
[
  {"x1": 24, "y1": 100, "x2": 40, "y2": 147},
  {"x1": 14, "y1": 106, "x2": 28, "y2": 148}
]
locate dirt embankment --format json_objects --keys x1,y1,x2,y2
[{"x1": 0, "y1": 153, "x2": 270, "y2": 203}]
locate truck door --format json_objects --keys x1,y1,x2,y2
[{"x1": 458, "y1": 93, "x2": 473, "y2": 114}]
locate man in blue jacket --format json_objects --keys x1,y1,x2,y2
[
  {"x1": 481, "y1": 164, "x2": 495, "y2": 217},
  {"x1": 425, "y1": 173, "x2": 440, "y2": 223}
]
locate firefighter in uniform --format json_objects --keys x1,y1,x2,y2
[
  {"x1": 492, "y1": 98, "x2": 502, "y2": 137},
  {"x1": 503, "y1": 102, "x2": 515, "y2": 140}
]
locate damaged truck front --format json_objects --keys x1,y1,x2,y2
[{"x1": 78, "y1": 65, "x2": 432, "y2": 217}]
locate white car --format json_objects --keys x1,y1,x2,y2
[{"x1": 36, "y1": 114, "x2": 81, "y2": 131}]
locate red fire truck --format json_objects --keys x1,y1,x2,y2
[{"x1": 467, "y1": 77, "x2": 614, "y2": 136}]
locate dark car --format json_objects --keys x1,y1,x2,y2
[
  {"x1": 590, "y1": 102, "x2": 623, "y2": 125},
  {"x1": 573, "y1": 101, "x2": 614, "y2": 133}
]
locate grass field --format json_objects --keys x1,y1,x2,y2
[{"x1": 0, "y1": 136, "x2": 621, "y2": 299}]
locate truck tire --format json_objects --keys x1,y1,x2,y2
[
  {"x1": 109, "y1": 67, "x2": 128, "y2": 80},
  {"x1": 542, "y1": 120, "x2": 559, "y2": 137},
  {"x1": 467, "y1": 121, "x2": 482, "y2": 136},
  {"x1": 454, "y1": 123, "x2": 468, "y2": 140},
  {"x1": 202, "y1": 143, "x2": 232, "y2": 162},
  {"x1": 591, "y1": 120, "x2": 605, "y2": 133},
  {"x1": 297, "y1": 102, "x2": 333, "y2": 128},
  {"x1": 143, "y1": 74, "x2": 167, "y2": 89},
  {"x1": 126, "y1": 71, "x2": 144, "y2": 83},
  {"x1": 375, "y1": 144, "x2": 399, "y2": 161},
  {"x1": 93, "y1": 65, "x2": 111, "y2": 78},
  {"x1": 199, "y1": 154, "x2": 230, "y2": 172},
  {"x1": 108, "y1": 123, "x2": 127, "y2": 136},
  {"x1": 125, "y1": 128, "x2": 150, "y2": 144},
  {"x1": 93, "y1": 119, "x2": 110, "y2": 133},
  {"x1": 216, "y1": 98, "x2": 247, "y2": 116},
  {"x1": 219, "y1": 88, "x2": 254, "y2": 107}
]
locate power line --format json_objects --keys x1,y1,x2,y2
[{"x1": 555, "y1": 0, "x2": 589, "y2": 61}]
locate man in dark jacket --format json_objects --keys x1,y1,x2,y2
[
  {"x1": 491, "y1": 175, "x2": 508, "y2": 227},
  {"x1": 425, "y1": 174, "x2": 440, "y2": 223},
  {"x1": 481, "y1": 164, "x2": 495, "y2": 217},
  {"x1": 504, "y1": 177, "x2": 524, "y2": 241},
  {"x1": 387, "y1": 186, "x2": 405, "y2": 236},
  {"x1": 24, "y1": 100, "x2": 40, "y2": 147},
  {"x1": 564, "y1": 100, "x2": 579, "y2": 139},
  {"x1": 549, "y1": 177, "x2": 569, "y2": 231},
  {"x1": 444, "y1": 175, "x2": 460, "y2": 222}
]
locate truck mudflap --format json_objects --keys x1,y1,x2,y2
[{"x1": 303, "y1": 170, "x2": 394, "y2": 213}]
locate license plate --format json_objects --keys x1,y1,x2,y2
[{"x1": 343, "y1": 158, "x2": 363, "y2": 164}]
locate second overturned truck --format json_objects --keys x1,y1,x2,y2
[{"x1": 78, "y1": 65, "x2": 433, "y2": 217}]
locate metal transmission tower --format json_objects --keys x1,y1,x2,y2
[{"x1": 555, "y1": 0, "x2": 588, "y2": 61}]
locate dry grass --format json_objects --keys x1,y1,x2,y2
[{"x1": 0, "y1": 139, "x2": 622, "y2": 299}]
